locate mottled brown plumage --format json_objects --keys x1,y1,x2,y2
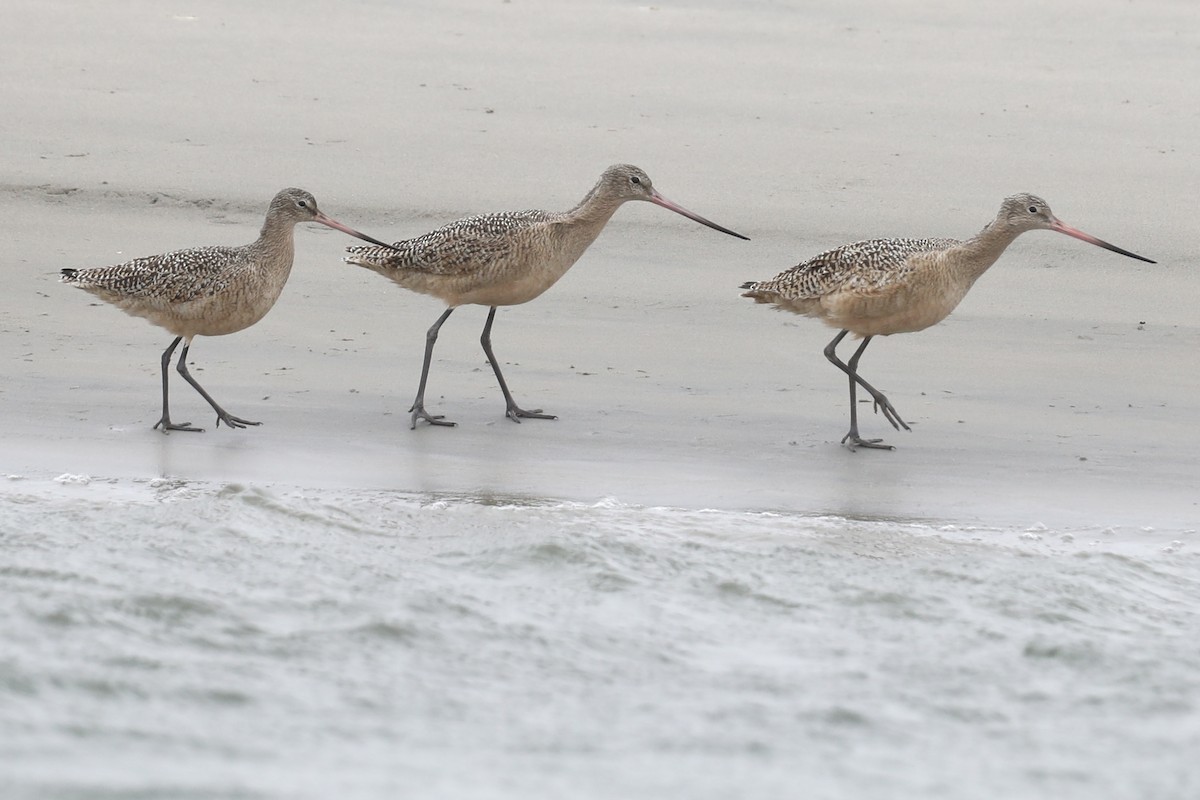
[
  {"x1": 347, "y1": 210, "x2": 567, "y2": 308},
  {"x1": 346, "y1": 164, "x2": 748, "y2": 428},
  {"x1": 742, "y1": 194, "x2": 1155, "y2": 450},
  {"x1": 62, "y1": 188, "x2": 393, "y2": 432}
]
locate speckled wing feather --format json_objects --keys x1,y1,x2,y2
[
  {"x1": 62, "y1": 246, "x2": 248, "y2": 304},
  {"x1": 745, "y1": 237, "x2": 960, "y2": 299},
  {"x1": 345, "y1": 210, "x2": 557, "y2": 275}
]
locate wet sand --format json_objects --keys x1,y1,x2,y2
[{"x1": 2, "y1": 0, "x2": 1197, "y2": 535}]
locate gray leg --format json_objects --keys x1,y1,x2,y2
[
  {"x1": 153, "y1": 336, "x2": 202, "y2": 433},
  {"x1": 823, "y1": 330, "x2": 909, "y2": 450},
  {"x1": 174, "y1": 340, "x2": 260, "y2": 430},
  {"x1": 410, "y1": 307, "x2": 457, "y2": 429},
  {"x1": 481, "y1": 306, "x2": 556, "y2": 423}
]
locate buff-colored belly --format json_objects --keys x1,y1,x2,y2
[{"x1": 820, "y1": 279, "x2": 970, "y2": 337}]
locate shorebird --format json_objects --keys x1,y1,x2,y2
[
  {"x1": 741, "y1": 193, "x2": 1155, "y2": 450},
  {"x1": 61, "y1": 188, "x2": 395, "y2": 433},
  {"x1": 345, "y1": 164, "x2": 748, "y2": 428}
]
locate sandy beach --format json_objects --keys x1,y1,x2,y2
[
  {"x1": 2, "y1": 2, "x2": 1199, "y2": 797},
  {"x1": 4, "y1": 0, "x2": 1197, "y2": 532}
]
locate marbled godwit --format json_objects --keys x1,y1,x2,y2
[
  {"x1": 741, "y1": 193, "x2": 1155, "y2": 450},
  {"x1": 61, "y1": 188, "x2": 395, "y2": 433},
  {"x1": 345, "y1": 164, "x2": 748, "y2": 428}
]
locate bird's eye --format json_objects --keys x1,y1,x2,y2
[
  {"x1": 1027, "y1": 205, "x2": 1038, "y2": 213},
  {"x1": 630, "y1": 176, "x2": 641, "y2": 185},
  {"x1": 297, "y1": 199, "x2": 308, "y2": 208}
]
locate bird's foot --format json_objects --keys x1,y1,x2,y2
[
  {"x1": 215, "y1": 412, "x2": 261, "y2": 430},
  {"x1": 410, "y1": 403, "x2": 456, "y2": 429},
  {"x1": 841, "y1": 431, "x2": 895, "y2": 452},
  {"x1": 505, "y1": 404, "x2": 557, "y2": 424},
  {"x1": 155, "y1": 417, "x2": 204, "y2": 434},
  {"x1": 869, "y1": 393, "x2": 911, "y2": 432}
]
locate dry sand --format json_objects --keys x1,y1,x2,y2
[{"x1": 2, "y1": 0, "x2": 1197, "y2": 533}]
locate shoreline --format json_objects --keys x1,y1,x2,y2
[{"x1": 2, "y1": 0, "x2": 1196, "y2": 539}]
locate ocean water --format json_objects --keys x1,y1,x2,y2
[{"x1": 1, "y1": 476, "x2": 1198, "y2": 799}]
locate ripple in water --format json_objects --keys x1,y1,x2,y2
[{"x1": 1, "y1": 478, "x2": 1197, "y2": 799}]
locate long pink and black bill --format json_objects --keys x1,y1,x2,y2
[
  {"x1": 1051, "y1": 220, "x2": 1155, "y2": 264},
  {"x1": 649, "y1": 190, "x2": 749, "y2": 241},
  {"x1": 314, "y1": 211, "x2": 400, "y2": 251}
]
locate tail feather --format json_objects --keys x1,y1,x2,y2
[
  {"x1": 344, "y1": 244, "x2": 394, "y2": 257},
  {"x1": 60, "y1": 268, "x2": 79, "y2": 283},
  {"x1": 343, "y1": 244, "x2": 397, "y2": 270},
  {"x1": 741, "y1": 280, "x2": 782, "y2": 304}
]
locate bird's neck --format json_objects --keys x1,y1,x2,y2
[
  {"x1": 954, "y1": 218, "x2": 1022, "y2": 281},
  {"x1": 249, "y1": 219, "x2": 298, "y2": 274},
  {"x1": 565, "y1": 181, "x2": 625, "y2": 232},
  {"x1": 256, "y1": 217, "x2": 297, "y2": 249}
]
